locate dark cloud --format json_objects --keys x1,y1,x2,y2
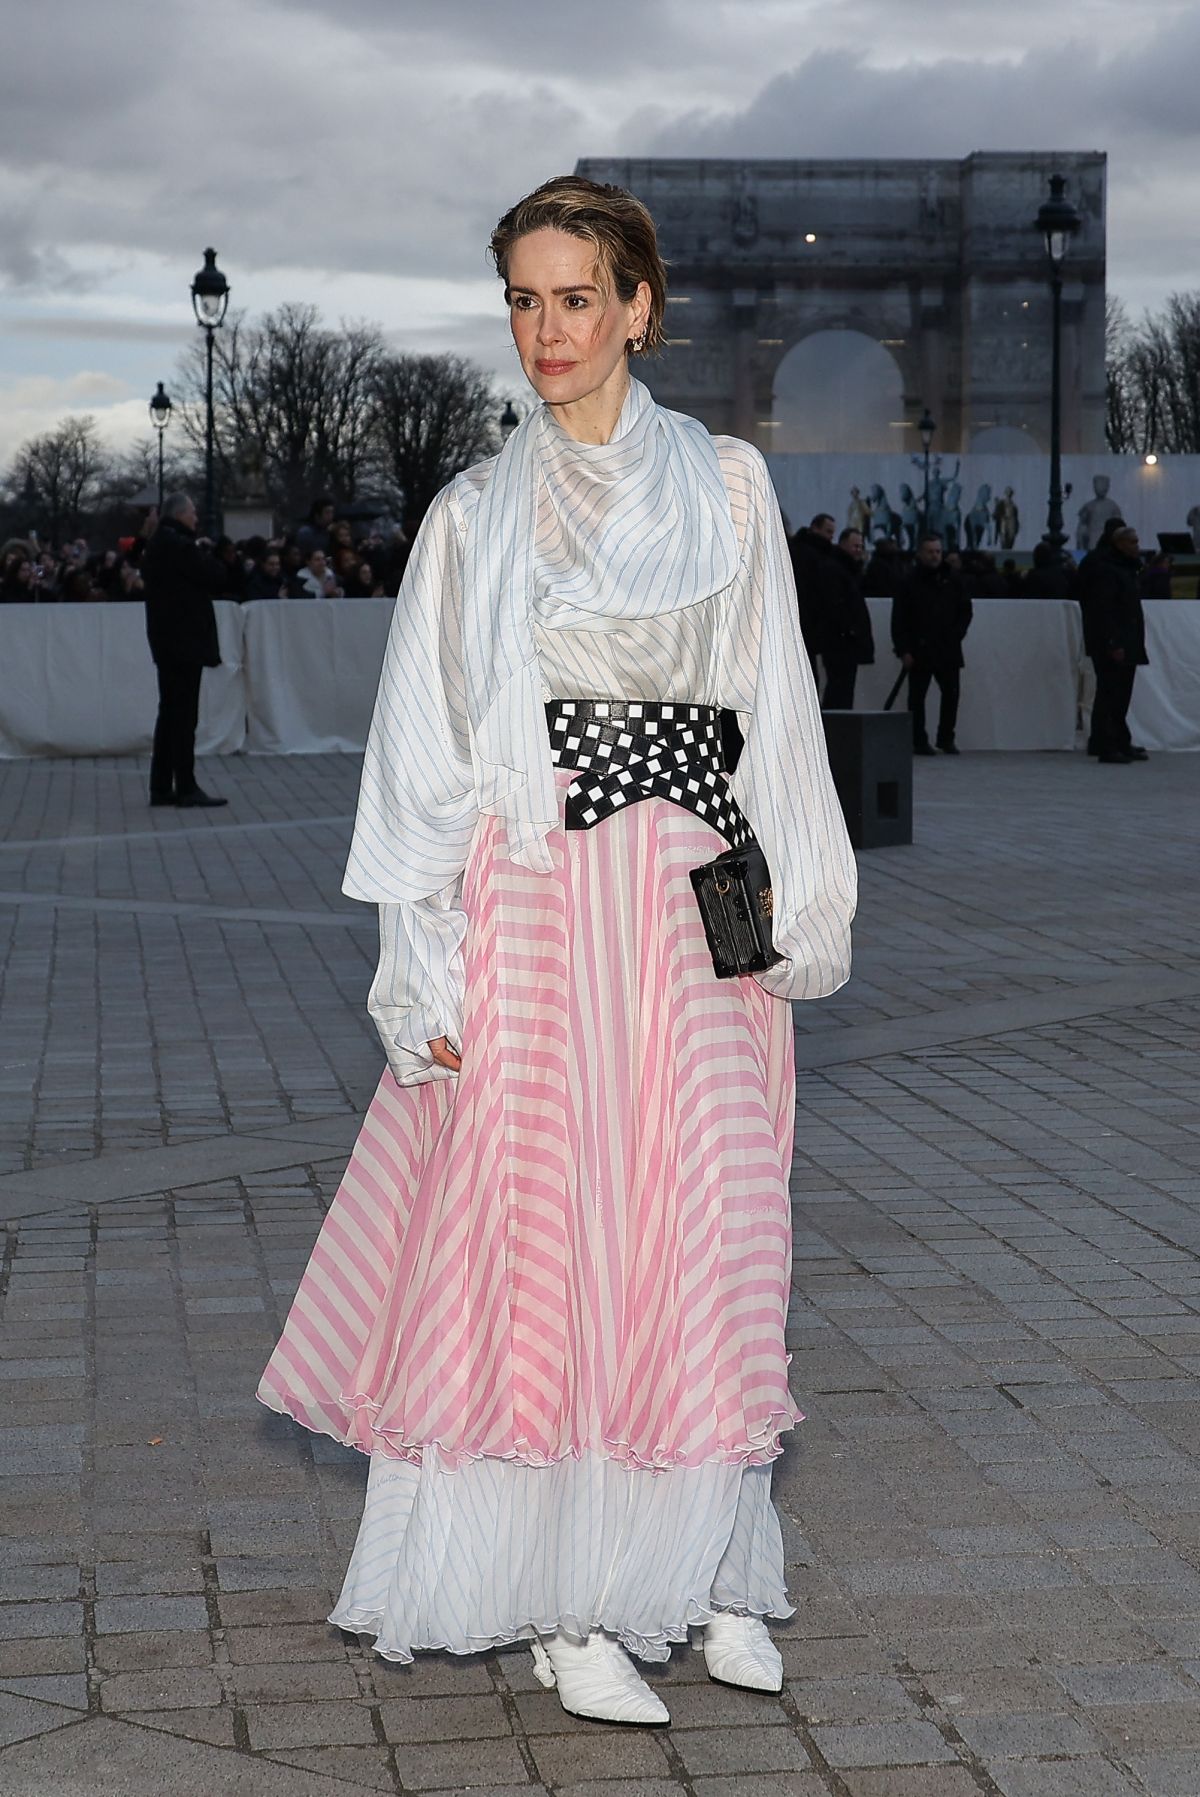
[
  {"x1": 5, "y1": 0, "x2": 1197, "y2": 298},
  {"x1": 642, "y1": 38, "x2": 1181, "y2": 161},
  {"x1": 0, "y1": 208, "x2": 94, "y2": 294},
  {"x1": 2, "y1": 0, "x2": 1197, "y2": 458}
]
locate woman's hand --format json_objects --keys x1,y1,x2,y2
[{"x1": 427, "y1": 1037, "x2": 462, "y2": 1073}]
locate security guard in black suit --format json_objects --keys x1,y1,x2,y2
[{"x1": 142, "y1": 493, "x2": 229, "y2": 807}]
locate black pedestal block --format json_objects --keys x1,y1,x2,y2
[{"x1": 821, "y1": 710, "x2": 913, "y2": 850}]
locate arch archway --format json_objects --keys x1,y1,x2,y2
[
  {"x1": 969, "y1": 425, "x2": 1039, "y2": 455},
  {"x1": 771, "y1": 331, "x2": 906, "y2": 454}
]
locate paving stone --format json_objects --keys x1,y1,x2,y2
[
  {"x1": 0, "y1": 1689, "x2": 82, "y2": 1749},
  {"x1": 217, "y1": 1587, "x2": 334, "y2": 1627},
  {"x1": 809, "y1": 1720, "x2": 958, "y2": 1767},
  {"x1": 0, "y1": 1636, "x2": 86, "y2": 1676},
  {"x1": 670, "y1": 1725, "x2": 814, "y2": 1776},
  {"x1": 0, "y1": 1714, "x2": 392, "y2": 1792},
  {"x1": 94, "y1": 1560, "x2": 206, "y2": 1597},
  {"x1": 988, "y1": 1761, "x2": 1143, "y2": 1796},
  {"x1": 553, "y1": 1785, "x2": 676, "y2": 1797},
  {"x1": 391, "y1": 1737, "x2": 532, "y2": 1789},
  {"x1": 123, "y1": 1706, "x2": 240, "y2": 1747},
  {"x1": 225, "y1": 1653, "x2": 365, "y2": 1704},
  {"x1": 788, "y1": 1675, "x2": 917, "y2": 1722},
  {"x1": 0, "y1": 1674, "x2": 88, "y2": 1708},
  {"x1": 377, "y1": 1692, "x2": 513, "y2": 1743},
  {"x1": 1127, "y1": 1752, "x2": 1200, "y2": 1795},
  {"x1": 0, "y1": 1601, "x2": 83, "y2": 1642},
  {"x1": 530, "y1": 1731, "x2": 670, "y2": 1784},
  {"x1": 92, "y1": 1631, "x2": 215, "y2": 1673},
  {"x1": 691, "y1": 1779, "x2": 827, "y2": 1797},
  {"x1": 955, "y1": 1709, "x2": 1100, "y2": 1757},
  {"x1": 837, "y1": 1773, "x2": 984, "y2": 1797},
  {"x1": 245, "y1": 1699, "x2": 378, "y2": 1749},
  {"x1": 1051, "y1": 1663, "x2": 1197, "y2": 1706},
  {"x1": 263, "y1": 1745, "x2": 399, "y2": 1792},
  {"x1": 370, "y1": 1654, "x2": 495, "y2": 1699},
  {"x1": 98, "y1": 1667, "x2": 225, "y2": 1711},
  {"x1": 225, "y1": 1623, "x2": 348, "y2": 1664},
  {"x1": 93, "y1": 1595, "x2": 210, "y2": 1634}
]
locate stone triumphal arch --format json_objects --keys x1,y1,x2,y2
[{"x1": 577, "y1": 154, "x2": 1107, "y2": 457}]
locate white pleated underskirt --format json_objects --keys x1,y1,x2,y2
[{"x1": 330, "y1": 1450, "x2": 791, "y2": 1664}]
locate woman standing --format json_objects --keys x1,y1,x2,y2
[{"x1": 258, "y1": 176, "x2": 856, "y2": 1727}]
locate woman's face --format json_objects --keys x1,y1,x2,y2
[{"x1": 505, "y1": 227, "x2": 649, "y2": 412}]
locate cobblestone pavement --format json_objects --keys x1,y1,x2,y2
[{"x1": 1, "y1": 745, "x2": 1199, "y2": 1796}]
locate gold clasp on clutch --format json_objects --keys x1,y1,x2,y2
[
  {"x1": 714, "y1": 875, "x2": 732, "y2": 895},
  {"x1": 758, "y1": 887, "x2": 775, "y2": 919}
]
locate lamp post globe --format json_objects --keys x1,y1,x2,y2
[
  {"x1": 499, "y1": 400, "x2": 520, "y2": 442},
  {"x1": 149, "y1": 381, "x2": 172, "y2": 511},
  {"x1": 190, "y1": 248, "x2": 230, "y2": 538},
  {"x1": 1034, "y1": 175, "x2": 1081, "y2": 552},
  {"x1": 917, "y1": 407, "x2": 936, "y2": 535},
  {"x1": 191, "y1": 247, "x2": 230, "y2": 331}
]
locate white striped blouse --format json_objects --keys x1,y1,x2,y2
[{"x1": 347, "y1": 432, "x2": 857, "y2": 1084}]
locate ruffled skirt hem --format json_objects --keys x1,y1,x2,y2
[
  {"x1": 329, "y1": 1449, "x2": 792, "y2": 1666},
  {"x1": 330, "y1": 1595, "x2": 794, "y2": 1667}
]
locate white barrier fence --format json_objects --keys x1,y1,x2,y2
[{"x1": 0, "y1": 598, "x2": 1197, "y2": 759}]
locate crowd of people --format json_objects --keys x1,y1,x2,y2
[
  {"x1": 0, "y1": 497, "x2": 414, "y2": 606},
  {"x1": 790, "y1": 511, "x2": 1153, "y2": 764}
]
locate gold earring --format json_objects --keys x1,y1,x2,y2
[{"x1": 630, "y1": 331, "x2": 647, "y2": 354}]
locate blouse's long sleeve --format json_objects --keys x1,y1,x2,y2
[
  {"x1": 343, "y1": 480, "x2": 480, "y2": 1084},
  {"x1": 368, "y1": 892, "x2": 467, "y2": 1086},
  {"x1": 715, "y1": 445, "x2": 857, "y2": 1002}
]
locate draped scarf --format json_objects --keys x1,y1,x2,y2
[{"x1": 462, "y1": 378, "x2": 741, "y2": 872}]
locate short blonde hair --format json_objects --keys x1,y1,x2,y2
[{"x1": 489, "y1": 174, "x2": 668, "y2": 356}]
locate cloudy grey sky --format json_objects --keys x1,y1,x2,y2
[{"x1": 2, "y1": 0, "x2": 1197, "y2": 461}]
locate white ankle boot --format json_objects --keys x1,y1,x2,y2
[
  {"x1": 699, "y1": 1613, "x2": 783, "y2": 1692},
  {"x1": 530, "y1": 1630, "x2": 670, "y2": 1725}
]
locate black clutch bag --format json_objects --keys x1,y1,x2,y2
[{"x1": 689, "y1": 841, "x2": 782, "y2": 979}]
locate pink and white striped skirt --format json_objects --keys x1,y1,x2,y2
[{"x1": 258, "y1": 773, "x2": 801, "y2": 1657}]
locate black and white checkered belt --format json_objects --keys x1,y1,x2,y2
[{"x1": 545, "y1": 698, "x2": 753, "y2": 850}]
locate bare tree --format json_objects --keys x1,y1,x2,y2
[
  {"x1": 6, "y1": 415, "x2": 112, "y2": 541},
  {"x1": 175, "y1": 304, "x2": 385, "y2": 521},
  {"x1": 371, "y1": 353, "x2": 500, "y2": 525},
  {"x1": 1105, "y1": 296, "x2": 1138, "y2": 454},
  {"x1": 1106, "y1": 290, "x2": 1200, "y2": 454},
  {"x1": 1154, "y1": 293, "x2": 1200, "y2": 453},
  {"x1": 115, "y1": 435, "x2": 200, "y2": 501}
]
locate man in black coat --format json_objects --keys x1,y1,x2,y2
[
  {"x1": 789, "y1": 513, "x2": 836, "y2": 678},
  {"x1": 1075, "y1": 522, "x2": 1149, "y2": 764},
  {"x1": 142, "y1": 493, "x2": 228, "y2": 807},
  {"x1": 891, "y1": 533, "x2": 973, "y2": 754},
  {"x1": 819, "y1": 528, "x2": 875, "y2": 709}
]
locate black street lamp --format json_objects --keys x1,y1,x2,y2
[
  {"x1": 190, "y1": 248, "x2": 230, "y2": 537},
  {"x1": 499, "y1": 399, "x2": 520, "y2": 442},
  {"x1": 918, "y1": 407, "x2": 936, "y2": 535},
  {"x1": 148, "y1": 381, "x2": 172, "y2": 511},
  {"x1": 1034, "y1": 174, "x2": 1082, "y2": 551}
]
